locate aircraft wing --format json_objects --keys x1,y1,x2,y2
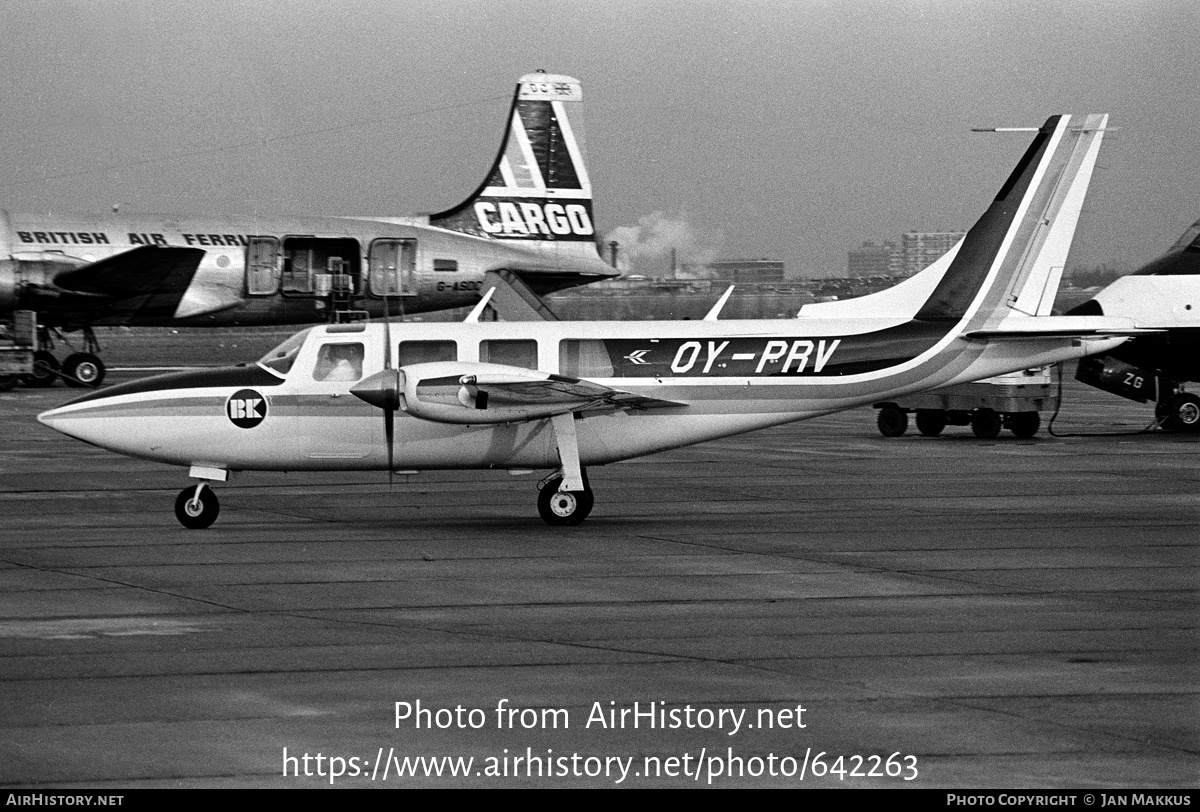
[
  {"x1": 52, "y1": 246, "x2": 206, "y2": 298},
  {"x1": 460, "y1": 371, "x2": 686, "y2": 412},
  {"x1": 352, "y1": 361, "x2": 687, "y2": 424}
]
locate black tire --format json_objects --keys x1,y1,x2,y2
[
  {"x1": 62, "y1": 353, "x2": 105, "y2": 388},
  {"x1": 24, "y1": 350, "x2": 59, "y2": 387},
  {"x1": 1009, "y1": 411, "x2": 1040, "y2": 438},
  {"x1": 876, "y1": 405, "x2": 908, "y2": 437},
  {"x1": 0, "y1": 374, "x2": 17, "y2": 391},
  {"x1": 971, "y1": 408, "x2": 1002, "y2": 439},
  {"x1": 537, "y1": 477, "x2": 594, "y2": 526},
  {"x1": 174, "y1": 484, "x2": 220, "y2": 529},
  {"x1": 1165, "y1": 392, "x2": 1200, "y2": 433},
  {"x1": 915, "y1": 410, "x2": 946, "y2": 437}
]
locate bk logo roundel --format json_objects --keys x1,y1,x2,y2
[{"x1": 226, "y1": 389, "x2": 267, "y2": 429}]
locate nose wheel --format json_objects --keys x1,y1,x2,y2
[
  {"x1": 174, "y1": 483, "x2": 220, "y2": 529},
  {"x1": 537, "y1": 476, "x2": 594, "y2": 526}
]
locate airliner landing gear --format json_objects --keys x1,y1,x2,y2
[
  {"x1": 537, "y1": 476, "x2": 594, "y2": 526},
  {"x1": 21, "y1": 323, "x2": 106, "y2": 388},
  {"x1": 175, "y1": 483, "x2": 220, "y2": 529},
  {"x1": 62, "y1": 353, "x2": 105, "y2": 388},
  {"x1": 25, "y1": 350, "x2": 60, "y2": 387}
]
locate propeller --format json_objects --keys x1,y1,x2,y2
[
  {"x1": 350, "y1": 280, "x2": 401, "y2": 486},
  {"x1": 382, "y1": 283, "x2": 396, "y2": 486}
]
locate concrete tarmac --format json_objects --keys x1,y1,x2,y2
[{"x1": 0, "y1": 372, "x2": 1196, "y2": 788}]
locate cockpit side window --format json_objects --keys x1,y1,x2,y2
[
  {"x1": 257, "y1": 329, "x2": 312, "y2": 376},
  {"x1": 313, "y1": 342, "x2": 365, "y2": 382}
]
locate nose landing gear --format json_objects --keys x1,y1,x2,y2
[{"x1": 174, "y1": 483, "x2": 220, "y2": 529}]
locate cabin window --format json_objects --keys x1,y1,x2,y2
[
  {"x1": 433, "y1": 259, "x2": 458, "y2": 272},
  {"x1": 313, "y1": 342, "x2": 365, "y2": 382},
  {"x1": 480, "y1": 339, "x2": 537, "y2": 369},
  {"x1": 256, "y1": 328, "x2": 312, "y2": 375},
  {"x1": 558, "y1": 340, "x2": 614, "y2": 377},
  {"x1": 398, "y1": 340, "x2": 457, "y2": 365}
]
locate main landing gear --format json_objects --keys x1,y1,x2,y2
[
  {"x1": 25, "y1": 325, "x2": 106, "y2": 388},
  {"x1": 174, "y1": 483, "x2": 220, "y2": 529},
  {"x1": 536, "y1": 411, "x2": 596, "y2": 526},
  {"x1": 537, "y1": 474, "x2": 594, "y2": 526},
  {"x1": 1156, "y1": 390, "x2": 1200, "y2": 433}
]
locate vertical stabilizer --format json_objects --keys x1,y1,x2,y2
[
  {"x1": 1003, "y1": 114, "x2": 1108, "y2": 317},
  {"x1": 430, "y1": 73, "x2": 599, "y2": 257}
]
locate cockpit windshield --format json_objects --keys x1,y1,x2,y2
[{"x1": 257, "y1": 328, "x2": 313, "y2": 376}]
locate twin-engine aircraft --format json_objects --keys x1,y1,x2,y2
[
  {"x1": 1, "y1": 72, "x2": 616, "y2": 388},
  {"x1": 39, "y1": 114, "x2": 1148, "y2": 528}
]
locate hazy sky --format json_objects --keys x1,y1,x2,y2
[{"x1": 1, "y1": 0, "x2": 1197, "y2": 277}]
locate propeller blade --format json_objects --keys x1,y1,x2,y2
[
  {"x1": 382, "y1": 292, "x2": 395, "y2": 486},
  {"x1": 385, "y1": 406, "x2": 394, "y2": 485}
]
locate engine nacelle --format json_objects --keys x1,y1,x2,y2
[
  {"x1": 0, "y1": 251, "x2": 91, "y2": 311},
  {"x1": 399, "y1": 361, "x2": 589, "y2": 425}
]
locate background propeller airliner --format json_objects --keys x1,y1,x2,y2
[{"x1": 1, "y1": 72, "x2": 616, "y2": 388}]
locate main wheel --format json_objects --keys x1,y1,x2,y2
[
  {"x1": 24, "y1": 350, "x2": 59, "y2": 387},
  {"x1": 970, "y1": 408, "x2": 1002, "y2": 439},
  {"x1": 1164, "y1": 392, "x2": 1200, "y2": 432},
  {"x1": 876, "y1": 405, "x2": 908, "y2": 437},
  {"x1": 0, "y1": 374, "x2": 17, "y2": 391},
  {"x1": 1009, "y1": 411, "x2": 1040, "y2": 438},
  {"x1": 174, "y1": 484, "x2": 220, "y2": 529},
  {"x1": 915, "y1": 409, "x2": 946, "y2": 437},
  {"x1": 62, "y1": 353, "x2": 105, "y2": 388},
  {"x1": 537, "y1": 477, "x2": 594, "y2": 526}
]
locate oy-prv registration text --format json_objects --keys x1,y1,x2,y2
[
  {"x1": 395, "y1": 699, "x2": 805, "y2": 736},
  {"x1": 282, "y1": 747, "x2": 919, "y2": 784}
]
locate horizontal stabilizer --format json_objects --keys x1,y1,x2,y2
[
  {"x1": 966, "y1": 316, "x2": 1159, "y2": 339},
  {"x1": 52, "y1": 246, "x2": 206, "y2": 299}
]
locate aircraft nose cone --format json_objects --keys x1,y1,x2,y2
[
  {"x1": 350, "y1": 369, "x2": 402, "y2": 411},
  {"x1": 37, "y1": 404, "x2": 79, "y2": 440}
]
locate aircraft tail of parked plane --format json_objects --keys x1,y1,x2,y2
[
  {"x1": 0, "y1": 71, "x2": 617, "y2": 389},
  {"x1": 798, "y1": 116, "x2": 1108, "y2": 324},
  {"x1": 430, "y1": 74, "x2": 600, "y2": 265},
  {"x1": 40, "y1": 113, "x2": 1149, "y2": 528}
]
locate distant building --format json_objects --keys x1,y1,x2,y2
[
  {"x1": 848, "y1": 231, "x2": 966, "y2": 279},
  {"x1": 900, "y1": 231, "x2": 965, "y2": 276},
  {"x1": 681, "y1": 258, "x2": 786, "y2": 283},
  {"x1": 848, "y1": 241, "x2": 899, "y2": 278}
]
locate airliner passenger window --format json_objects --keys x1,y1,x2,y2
[
  {"x1": 313, "y1": 343, "x2": 364, "y2": 382},
  {"x1": 398, "y1": 341, "x2": 457, "y2": 365},
  {"x1": 480, "y1": 339, "x2": 537, "y2": 369}
]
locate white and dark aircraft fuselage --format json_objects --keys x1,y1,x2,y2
[{"x1": 39, "y1": 113, "x2": 1149, "y2": 527}]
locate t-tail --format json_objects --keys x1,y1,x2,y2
[
  {"x1": 906, "y1": 113, "x2": 1141, "y2": 387},
  {"x1": 429, "y1": 72, "x2": 601, "y2": 264},
  {"x1": 916, "y1": 114, "x2": 1111, "y2": 334}
]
